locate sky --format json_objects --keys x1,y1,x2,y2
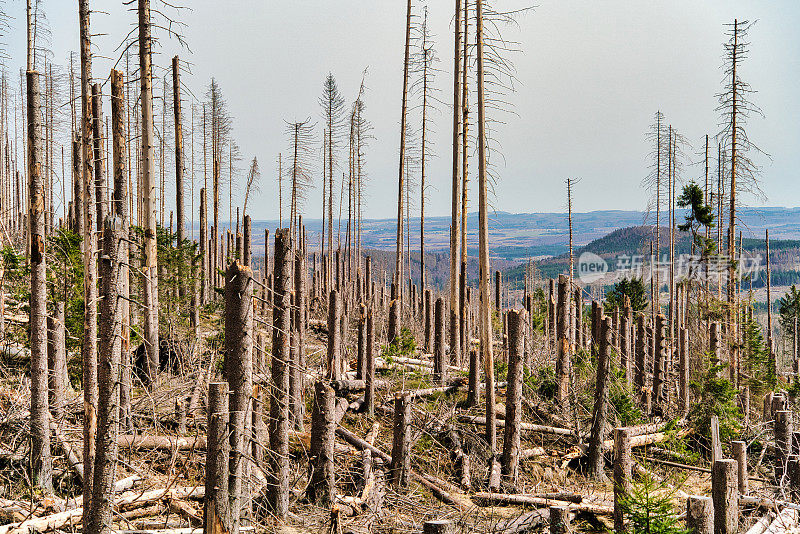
[{"x1": 6, "y1": 1, "x2": 800, "y2": 221}]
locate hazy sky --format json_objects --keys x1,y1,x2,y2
[{"x1": 8, "y1": 1, "x2": 800, "y2": 221}]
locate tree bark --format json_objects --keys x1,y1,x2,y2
[
  {"x1": 587, "y1": 316, "x2": 612, "y2": 480},
  {"x1": 268, "y1": 228, "x2": 291, "y2": 519},
  {"x1": 613, "y1": 427, "x2": 632, "y2": 533},
  {"x1": 204, "y1": 382, "x2": 230, "y2": 533},
  {"x1": 433, "y1": 297, "x2": 446, "y2": 384},
  {"x1": 47, "y1": 302, "x2": 67, "y2": 420},
  {"x1": 475, "y1": 0, "x2": 495, "y2": 458},
  {"x1": 139, "y1": 0, "x2": 159, "y2": 388},
  {"x1": 27, "y1": 69, "x2": 52, "y2": 493},
  {"x1": 327, "y1": 289, "x2": 341, "y2": 380},
  {"x1": 111, "y1": 69, "x2": 132, "y2": 434},
  {"x1": 501, "y1": 309, "x2": 525, "y2": 484},
  {"x1": 87, "y1": 217, "x2": 124, "y2": 534},
  {"x1": 712, "y1": 459, "x2": 738, "y2": 534},
  {"x1": 307, "y1": 380, "x2": 335, "y2": 506},
  {"x1": 224, "y1": 260, "x2": 253, "y2": 531},
  {"x1": 390, "y1": 393, "x2": 411, "y2": 488},
  {"x1": 78, "y1": 0, "x2": 98, "y2": 517}
]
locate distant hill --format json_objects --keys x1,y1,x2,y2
[{"x1": 238, "y1": 206, "x2": 800, "y2": 262}]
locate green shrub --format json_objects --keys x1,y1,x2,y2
[{"x1": 618, "y1": 472, "x2": 690, "y2": 534}]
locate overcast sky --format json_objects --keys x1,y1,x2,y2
[{"x1": 8, "y1": 1, "x2": 800, "y2": 221}]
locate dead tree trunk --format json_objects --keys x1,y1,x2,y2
[
  {"x1": 731, "y1": 440, "x2": 747, "y2": 495},
  {"x1": 327, "y1": 289, "x2": 341, "y2": 380},
  {"x1": 172, "y1": 56, "x2": 184, "y2": 246},
  {"x1": 587, "y1": 316, "x2": 612, "y2": 481},
  {"x1": 395, "y1": 0, "x2": 412, "y2": 297},
  {"x1": 91, "y1": 84, "x2": 107, "y2": 249},
  {"x1": 774, "y1": 409, "x2": 792, "y2": 485},
  {"x1": 224, "y1": 260, "x2": 253, "y2": 530},
  {"x1": 501, "y1": 309, "x2": 525, "y2": 484},
  {"x1": 87, "y1": 217, "x2": 124, "y2": 534},
  {"x1": 268, "y1": 228, "x2": 291, "y2": 519},
  {"x1": 290, "y1": 241, "x2": 305, "y2": 430},
  {"x1": 78, "y1": 0, "x2": 98, "y2": 516},
  {"x1": 635, "y1": 314, "x2": 646, "y2": 403},
  {"x1": 365, "y1": 308, "x2": 375, "y2": 417},
  {"x1": 653, "y1": 314, "x2": 667, "y2": 411},
  {"x1": 476, "y1": 0, "x2": 496, "y2": 456},
  {"x1": 388, "y1": 283, "x2": 399, "y2": 344},
  {"x1": 424, "y1": 289, "x2": 432, "y2": 353},
  {"x1": 679, "y1": 326, "x2": 689, "y2": 417},
  {"x1": 555, "y1": 275, "x2": 570, "y2": 404},
  {"x1": 712, "y1": 459, "x2": 738, "y2": 534},
  {"x1": 139, "y1": 0, "x2": 159, "y2": 388},
  {"x1": 111, "y1": 69, "x2": 132, "y2": 434},
  {"x1": 204, "y1": 382, "x2": 231, "y2": 533},
  {"x1": 391, "y1": 393, "x2": 412, "y2": 488},
  {"x1": 307, "y1": 380, "x2": 335, "y2": 506},
  {"x1": 613, "y1": 427, "x2": 632, "y2": 533},
  {"x1": 433, "y1": 297, "x2": 446, "y2": 384},
  {"x1": 47, "y1": 302, "x2": 67, "y2": 419},
  {"x1": 27, "y1": 69, "x2": 52, "y2": 492},
  {"x1": 686, "y1": 495, "x2": 713, "y2": 534}
]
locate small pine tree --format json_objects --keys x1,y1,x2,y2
[
  {"x1": 605, "y1": 277, "x2": 648, "y2": 312},
  {"x1": 619, "y1": 473, "x2": 690, "y2": 534},
  {"x1": 688, "y1": 359, "x2": 741, "y2": 449}
]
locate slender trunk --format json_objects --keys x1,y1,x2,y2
[
  {"x1": 172, "y1": 56, "x2": 184, "y2": 244},
  {"x1": 78, "y1": 0, "x2": 98, "y2": 517},
  {"x1": 224, "y1": 261, "x2": 253, "y2": 531},
  {"x1": 87, "y1": 217, "x2": 124, "y2": 534},
  {"x1": 451, "y1": 0, "x2": 463, "y2": 369},
  {"x1": 111, "y1": 70, "x2": 132, "y2": 433},
  {"x1": 268, "y1": 229, "x2": 291, "y2": 519},
  {"x1": 27, "y1": 68, "x2": 52, "y2": 492},
  {"x1": 395, "y1": 0, "x2": 412, "y2": 298},
  {"x1": 139, "y1": 0, "x2": 159, "y2": 387},
  {"x1": 475, "y1": 0, "x2": 495, "y2": 456}
]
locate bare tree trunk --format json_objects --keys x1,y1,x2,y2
[
  {"x1": 92, "y1": 83, "x2": 107, "y2": 244},
  {"x1": 290, "y1": 241, "x2": 305, "y2": 431},
  {"x1": 87, "y1": 217, "x2": 124, "y2": 534},
  {"x1": 200, "y1": 188, "x2": 207, "y2": 303},
  {"x1": 613, "y1": 427, "x2": 632, "y2": 533},
  {"x1": 365, "y1": 308, "x2": 375, "y2": 418},
  {"x1": 555, "y1": 275, "x2": 570, "y2": 404},
  {"x1": 395, "y1": 0, "x2": 412, "y2": 300},
  {"x1": 47, "y1": 302, "x2": 67, "y2": 419},
  {"x1": 172, "y1": 56, "x2": 184, "y2": 245},
  {"x1": 204, "y1": 382, "x2": 231, "y2": 533},
  {"x1": 391, "y1": 393, "x2": 411, "y2": 488},
  {"x1": 450, "y1": 0, "x2": 463, "y2": 382},
  {"x1": 327, "y1": 289, "x2": 341, "y2": 380},
  {"x1": 307, "y1": 380, "x2": 335, "y2": 506},
  {"x1": 501, "y1": 309, "x2": 525, "y2": 484},
  {"x1": 433, "y1": 297, "x2": 446, "y2": 384},
  {"x1": 78, "y1": 0, "x2": 98, "y2": 517},
  {"x1": 475, "y1": 0, "x2": 496, "y2": 458},
  {"x1": 268, "y1": 228, "x2": 291, "y2": 519},
  {"x1": 110, "y1": 69, "x2": 132, "y2": 434},
  {"x1": 587, "y1": 316, "x2": 611, "y2": 481},
  {"x1": 27, "y1": 69, "x2": 52, "y2": 492},
  {"x1": 139, "y1": 0, "x2": 159, "y2": 388},
  {"x1": 224, "y1": 260, "x2": 253, "y2": 531}
]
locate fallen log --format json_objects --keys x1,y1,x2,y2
[
  {"x1": 493, "y1": 510, "x2": 547, "y2": 533},
  {"x1": 117, "y1": 435, "x2": 206, "y2": 450},
  {"x1": 459, "y1": 415, "x2": 573, "y2": 437},
  {"x1": 472, "y1": 493, "x2": 612, "y2": 515},
  {"x1": 335, "y1": 425, "x2": 465, "y2": 508},
  {"x1": 0, "y1": 486, "x2": 204, "y2": 534}
]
